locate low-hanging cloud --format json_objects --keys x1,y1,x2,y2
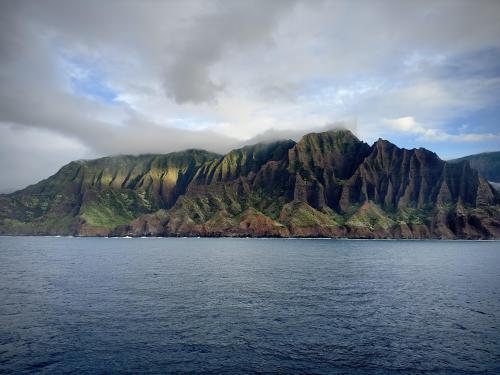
[{"x1": 1, "y1": 0, "x2": 500, "y2": 192}]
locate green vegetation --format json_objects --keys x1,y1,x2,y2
[
  {"x1": 347, "y1": 202, "x2": 395, "y2": 231},
  {"x1": 1, "y1": 129, "x2": 498, "y2": 238},
  {"x1": 280, "y1": 201, "x2": 341, "y2": 228},
  {"x1": 79, "y1": 189, "x2": 150, "y2": 229},
  {"x1": 394, "y1": 207, "x2": 430, "y2": 225}
]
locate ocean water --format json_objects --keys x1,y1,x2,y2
[{"x1": 0, "y1": 237, "x2": 499, "y2": 374}]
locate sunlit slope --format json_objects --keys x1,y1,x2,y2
[{"x1": 1, "y1": 130, "x2": 499, "y2": 238}]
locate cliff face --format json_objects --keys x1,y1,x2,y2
[
  {"x1": 1, "y1": 130, "x2": 499, "y2": 239},
  {"x1": 288, "y1": 129, "x2": 372, "y2": 211},
  {"x1": 450, "y1": 151, "x2": 500, "y2": 184},
  {"x1": 0, "y1": 150, "x2": 219, "y2": 235}
]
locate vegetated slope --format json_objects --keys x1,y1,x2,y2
[
  {"x1": 115, "y1": 130, "x2": 500, "y2": 239},
  {"x1": 0, "y1": 150, "x2": 219, "y2": 235},
  {"x1": 450, "y1": 151, "x2": 500, "y2": 183},
  {"x1": 1, "y1": 130, "x2": 499, "y2": 239}
]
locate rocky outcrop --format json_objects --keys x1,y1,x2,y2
[
  {"x1": 1, "y1": 129, "x2": 499, "y2": 239},
  {"x1": 288, "y1": 129, "x2": 372, "y2": 211}
]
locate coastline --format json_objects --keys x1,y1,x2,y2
[{"x1": 1, "y1": 234, "x2": 498, "y2": 241}]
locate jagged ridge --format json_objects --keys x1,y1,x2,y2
[
  {"x1": 0, "y1": 150, "x2": 219, "y2": 235},
  {"x1": 1, "y1": 129, "x2": 499, "y2": 239}
]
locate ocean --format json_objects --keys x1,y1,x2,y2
[{"x1": 0, "y1": 237, "x2": 499, "y2": 374}]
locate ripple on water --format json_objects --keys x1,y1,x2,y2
[{"x1": 0, "y1": 237, "x2": 499, "y2": 374}]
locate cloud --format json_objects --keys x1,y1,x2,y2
[
  {"x1": 0, "y1": 123, "x2": 91, "y2": 193},
  {"x1": 1, "y1": 0, "x2": 500, "y2": 191},
  {"x1": 384, "y1": 116, "x2": 500, "y2": 142},
  {"x1": 163, "y1": 0, "x2": 297, "y2": 104},
  {"x1": 243, "y1": 121, "x2": 359, "y2": 145}
]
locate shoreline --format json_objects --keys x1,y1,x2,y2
[{"x1": 0, "y1": 234, "x2": 499, "y2": 241}]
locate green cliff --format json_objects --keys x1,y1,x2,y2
[
  {"x1": 0, "y1": 150, "x2": 219, "y2": 235},
  {"x1": 1, "y1": 130, "x2": 499, "y2": 239}
]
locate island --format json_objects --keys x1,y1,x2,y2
[{"x1": 1, "y1": 129, "x2": 499, "y2": 239}]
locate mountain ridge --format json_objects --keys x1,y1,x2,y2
[
  {"x1": 1, "y1": 129, "x2": 499, "y2": 239},
  {"x1": 449, "y1": 151, "x2": 500, "y2": 184}
]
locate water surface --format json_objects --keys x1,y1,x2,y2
[{"x1": 0, "y1": 237, "x2": 499, "y2": 374}]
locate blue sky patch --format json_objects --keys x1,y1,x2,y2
[
  {"x1": 71, "y1": 73, "x2": 118, "y2": 104},
  {"x1": 62, "y1": 54, "x2": 118, "y2": 104}
]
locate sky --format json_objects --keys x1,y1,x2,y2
[{"x1": 1, "y1": 0, "x2": 500, "y2": 192}]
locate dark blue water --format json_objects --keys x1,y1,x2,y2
[{"x1": 0, "y1": 237, "x2": 499, "y2": 374}]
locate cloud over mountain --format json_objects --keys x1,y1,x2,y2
[{"x1": 1, "y1": 0, "x2": 500, "y2": 192}]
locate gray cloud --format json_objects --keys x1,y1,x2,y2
[
  {"x1": 163, "y1": 0, "x2": 297, "y2": 104},
  {"x1": 0, "y1": 124, "x2": 91, "y2": 193},
  {"x1": 1, "y1": 0, "x2": 500, "y2": 192},
  {"x1": 243, "y1": 121, "x2": 358, "y2": 145}
]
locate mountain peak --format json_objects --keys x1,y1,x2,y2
[
  {"x1": 299, "y1": 128, "x2": 360, "y2": 147},
  {"x1": 292, "y1": 128, "x2": 370, "y2": 176},
  {"x1": 1, "y1": 128, "x2": 499, "y2": 239}
]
